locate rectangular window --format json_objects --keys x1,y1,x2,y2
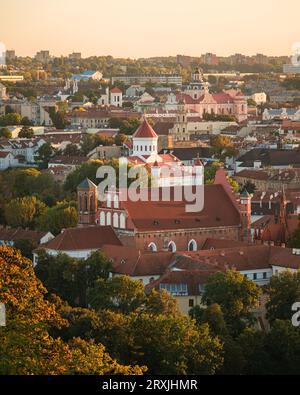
[
  {"x1": 189, "y1": 299, "x2": 194, "y2": 307},
  {"x1": 253, "y1": 273, "x2": 257, "y2": 280}
]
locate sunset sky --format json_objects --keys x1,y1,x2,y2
[{"x1": 1, "y1": 0, "x2": 299, "y2": 58}]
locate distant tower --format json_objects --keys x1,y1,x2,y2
[
  {"x1": 64, "y1": 78, "x2": 70, "y2": 91},
  {"x1": 172, "y1": 99, "x2": 189, "y2": 141},
  {"x1": 239, "y1": 189, "x2": 252, "y2": 242},
  {"x1": 192, "y1": 68, "x2": 203, "y2": 83},
  {"x1": 110, "y1": 87, "x2": 123, "y2": 107},
  {"x1": 72, "y1": 79, "x2": 78, "y2": 94},
  {"x1": 77, "y1": 178, "x2": 98, "y2": 226}
]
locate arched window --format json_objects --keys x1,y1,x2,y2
[
  {"x1": 188, "y1": 239, "x2": 197, "y2": 252},
  {"x1": 100, "y1": 212, "x2": 105, "y2": 226},
  {"x1": 84, "y1": 194, "x2": 88, "y2": 212},
  {"x1": 148, "y1": 242, "x2": 157, "y2": 252},
  {"x1": 107, "y1": 194, "x2": 111, "y2": 208},
  {"x1": 120, "y1": 213, "x2": 126, "y2": 229},
  {"x1": 168, "y1": 241, "x2": 177, "y2": 252},
  {"x1": 114, "y1": 194, "x2": 119, "y2": 209},
  {"x1": 106, "y1": 212, "x2": 111, "y2": 226},
  {"x1": 90, "y1": 195, "x2": 94, "y2": 211},
  {"x1": 113, "y1": 213, "x2": 119, "y2": 228}
]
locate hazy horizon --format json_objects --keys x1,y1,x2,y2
[{"x1": 1, "y1": 0, "x2": 299, "y2": 58}]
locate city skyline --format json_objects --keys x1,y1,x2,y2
[{"x1": 1, "y1": 0, "x2": 299, "y2": 58}]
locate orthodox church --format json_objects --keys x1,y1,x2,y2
[{"x1": 125, "y1": 118, "x2": 204, "y2": 187}]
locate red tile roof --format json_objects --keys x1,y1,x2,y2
[
  {"x1": 147, "y1": 270, "x2": 216, "y2": 296},
  {"x1": 44, "y1": 226, "x2": 122, "y2": 251},
  {"x1": 0, "y1": 151, "x2": 11, "y2": 158},
  {"x1": 100, "y1": 245, "x2": 175, "y2": 276},
  {"x1": 121, "y1": 184, "x2": 241, "y2": 231},
  {"x1": 0, "y1": 227, "x2": 49, "y2": 243},
  {"x1": 110, "y1": 87, "x2": 122, "y2": 93},
  {"x1": 133, "y1": 119, "x2": 158, "y2": 139},
  {"x1": 212, "y1": 93, "x2": 234, "y2": 104}
]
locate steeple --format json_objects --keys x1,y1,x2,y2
[
  {"x1": 77, "y1": 178, "x2": 98, "y2": 226},
  {"x1": 279, "y1": 186, "x2": 287, "y2": 228}
]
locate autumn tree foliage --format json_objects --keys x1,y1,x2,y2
[{"x1": 0, "y1": 246, "x2": 145, "y2": 375}]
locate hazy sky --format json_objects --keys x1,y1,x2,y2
[{"x1": 1, "y1": 0, "x2": 299, "y2": 58}]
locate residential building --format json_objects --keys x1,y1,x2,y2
[
  {"x1": 33, "y1": 226, "x2": 122, "y2": 265},
  {"x1": 283, "y1": 63, "x2": 300, "y2": 74},
  {"x1": 251, "y1": 92, "x2": 267, "y2": 105},
  {"x1": 263, "y1": 108, "x2": 300, "y2": 121},
  {"x1": 112, "y1": 74, "x2": 183, "y2": 86},
  {"x1": 0, "y1": 151, "x2": 18, "y2": 169},
  {"x1": 235, "y1": 168, "x2": 300, "y2": 191},
  {"x1": 0, "y1": 82, "x2": 8, "y2": 100},
  {"x1": 35, "y1": 50, "x2": 50, "y2": 63},
  {"x1": 71, "y1": 70, "x2": 103, "y2": 82},
  {"x1": 69, "y1": 52, "x2": 81, "y2": 60},
  {"x1": 0, "y1": 226, "x2": 54, "y2": 247}
]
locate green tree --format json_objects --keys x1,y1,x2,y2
[
  {"x1": 0, "y1": 112, "x2": 21, "y2": 126},
  {"x1": 64, "y1": 143, "x2": 81, "y2": 157},
  {"x1": 237, "y1": 328, "x2": 270, "y2": 375},
  {"x1": 204, "y1": 161, "x2": 223, "y2": 184},
  {"x1": 202, "y1": 270, "x2": 261, "y2": 336},
  {"x1": 210, "y1": 135, "x2": 237, "y2": 160},
  {"x1": 264, "y1": 320, "x2": 300, "y2": 374},
  {"x1": 5, "y1": 105, "x2": 14, "y2": 114},
  {"x1": 240, "y1": 180, "x2": 256, "y2": 194},
  {"x1": 288, "y1": 216, "x2": 300, "y2": 248},
  {"x1": 37, "y1": 142, "x2": 54, "y2": 163},
  {"x1": 88, "y1": 276, "x2": 146, "y2": 314},
  {"x1": 64, "y1": 160, "x2": 103, "y2": 192},
  {"x1": 37, "y1": 201, "x2": 78, "y2": 235},
  {"x1": 50, "y1": 109, "x2": 69, "y2": 129},
  {"x1": 19, "y1": 125, "x2": 34, "y2": 138},
  {"x1": 20, "y1": 116, "x2": 34, "y2": 126},
  {"x1": 0, "y1": 127, "x2": 12, "y2": 138},
  {"x1": 14, "y1": 239, "x2": 38, "y2": 259},
  {"x1": 35, "y1": 250, "x2": 112, "y2": 307},
  {"x1": 144, "y1": 288, "x2": 179, "y2": 316},
  {"x1": 80, "y1": 135, "x2": 97, "y2": 155},
  {"x1": 131, "y1": 314, "x2": 223, "y2": 374},
  {"x1": 0, "y1": 246, "x2": 144, "y2": 375},
  {"x1": 266, "y1": 270, "x2": 300, "y2": 324},
  {"x1": 194, "y1": 303, "x2": 228, "y2": 337},
  {"x1": 115, "y1": 133, "x2": 127, "y2": 146},
  {"x1": 4, "y1": 196, "x2": 46, "y2": 229}
]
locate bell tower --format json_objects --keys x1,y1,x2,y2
[
  {"x1": 239, "y1": 189, "x2": 252, "y2": 242},
  {"x1": 173, "y1": 99, "x2": 189, "y2": 141},
  {"x1": 77, "y1": 178, "x2": 98, "y2": 226}
]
